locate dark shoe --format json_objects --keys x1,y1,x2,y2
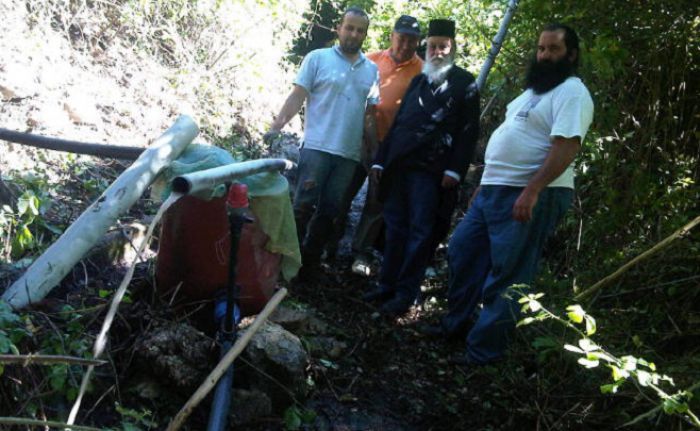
[
  {"x1": 362, "y1": 287, "x2": 393, "y2": 303},
  {"x1": 379, "y1": 296, "x2": 412, "y2": 317}
]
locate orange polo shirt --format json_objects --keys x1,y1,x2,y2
[{"x1": 367, "y1": 50, "x2": 423, "y2": 142}]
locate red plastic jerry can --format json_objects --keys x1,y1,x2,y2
[{"x1": 155, "y1": 195, "x2": 281, "y2": 316}]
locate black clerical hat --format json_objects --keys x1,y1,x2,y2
[{"x1": 428, "y1": 19, "x2": 455, "y2": 38}]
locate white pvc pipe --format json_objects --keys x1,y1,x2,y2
[
  {"x1": 171, "y1": 158, "x2": 294, "y2": 195},
  {"x1": 2, "y1": 116, "x2": 199, "y2": 309}
]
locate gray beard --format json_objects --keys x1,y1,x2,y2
[{"x1": 423, "y1": 57, "x2": 454, "y2": 86}]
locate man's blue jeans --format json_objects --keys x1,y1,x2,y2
[
  {"x1": 293, "y1": 148, "x2": 359, "y2": 265},
  {"x1": 379, "y1": 170, "x2": 441, "y2": 305},
  {"x1": 445, "y1": 185, "x2": 573, "y2": 363}
]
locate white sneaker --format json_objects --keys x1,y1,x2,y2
[{"x1": 351, "y1": 257, "x2": 372, "y2": 276}]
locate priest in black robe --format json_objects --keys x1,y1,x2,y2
[{"x1": 364, "y1": 19, "x2": 480, "y2": 316}]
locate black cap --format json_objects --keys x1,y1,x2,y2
[
  {"x1": 394, "y1": 15, "x2": 420, "y2": 36},
  {"x1": 428, "y1": 19, "x2": 455, "y2": 38}
]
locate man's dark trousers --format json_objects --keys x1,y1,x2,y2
[
  {"x1": 378, "y1": 169, "x2": 441, "y2": 306},
  {"x1": 445, "y1": 185, "x2": 573, "y2": 363}
]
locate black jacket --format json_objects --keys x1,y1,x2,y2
[{"x1": 374, "y1": 65, "x2": 480, "y2": 197}]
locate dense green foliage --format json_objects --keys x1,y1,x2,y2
[{"x1": 0, "y1": 0, "x2": 698, "y2": 429}]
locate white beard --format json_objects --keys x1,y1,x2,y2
[{"x1": 423, "y1": 55, "x2": 454, "y2": 86}]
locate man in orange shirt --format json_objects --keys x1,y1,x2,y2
[{"x1": 330, "y1": 15, "x2": 424, "y2": 273}]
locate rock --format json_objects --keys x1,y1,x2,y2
[
  {"x1": 229, "y1": 389, "x2": 272, "y2": 426},
  {"x1": 132, "y1": 378, "x2": 163, "y2": 400},
  {"x1": 269, "y1": 304, "x2": 312, "y2": 333},
  {"x1": 241, "y1": 321, "x2": 309, "y2": 409},
  {"x1": 133, "y1": 322, "x2": 215, "y2": 391},
  {"x1": 305, "y1": 336, "x2": 347, "y2": 359},
  {"x1": 268, "y1": 304, "x2": 331, "y2": 336},
  {"x1": 0, "y1": 84, "x2": 17, "y2": 100}
]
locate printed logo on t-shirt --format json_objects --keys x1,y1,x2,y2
[{"x1": 515, "y1": 95, "x2": 542, "y2": 122}]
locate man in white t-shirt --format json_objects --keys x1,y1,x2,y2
[
  {"x1": 266, "y1": 7, "x2": 380, "y2": 279},
  {"x1": 427, "y1": 24, "x2": 594, "y2": 366}
]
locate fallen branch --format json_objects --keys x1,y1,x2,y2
[
  {"x1": 166, "y1": 287, "x2": 288, "y2": 431},
  {"x1": 0, "y1": 417, "x2": 101, "y2": 431},
  {"x1": 575, "y1": 214, "x2": 700, "y2": 301},
  {"x1": 0, "y1": 354, "x2": 106, "y2": 367}
]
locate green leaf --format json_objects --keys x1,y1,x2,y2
[
  {"x1": 531, "y1": 336, "x2": 558, "y2": 350},
  {"x1": 49, "y1": 365, "x2": 67, "y2": 391},
  {"x1": 621, "y1": 356, "x2": 638, "y2": 371},
  {"x1": 516, "y1": 317, "x2": 535, "y2": 327},
  {"x1": 578, "y1": 338, "x2": 598, "y2": 352},
  {"x1": 636, "y1": 370, "x2": 652, "y2": 387},
  {"x1": 121, "y1": 422, "x2": 143, "y2": 431},
  {"x1": 319, "y1": 359, "x2": 338, "y2": 369},
  {"x1": 99, "y1": 289, "x2": 111, "y2": 298},
  {"x1": 564, "y1": 344, "x2": 584, "y2": 354},
  {"x1": 566, "y1": 305, "x2": 585, "y2": 324},
  {"x1": 600, "y1": 383, "x2": 619, "y2": 394},
  {"x1": 0, "y1": 333, "x2": 12, "y2": 354},
  {"x1": 584, "y1": 314, "x2": 597, "y2": 335},
  {"x1": 578, "y1": 358, "x2": 600, "y2": 368},
  {"x1": 284, "y1": 406, "x2": 302, "y2": 430},
  {"x1": 663, "y1": 397, "x2": 689, "y2": 415}
]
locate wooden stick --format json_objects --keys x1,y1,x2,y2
[
  {"x1": 0, "y1": 354, "x2": 106, "y2": 367},
  {"x1": 166, "y1": 288, "x2": 288, "y2": 431},
  {"x1": 67, "y1": 192, "x2": 183, "y2": 426},
  {"x1": 575, "y1": 215, "x2": 700, "y2": 301},
  {"x1": 0, "y1": 417, "x2": 101, "y2": 431}
]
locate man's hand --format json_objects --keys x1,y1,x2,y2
[
  {"x1": 263, "y1": 130, "x2": 280, "y2": 146},
  {"x1": 441, "y1": 175, "x2": 459, "y2": 189},
  {"x1": 369, "y1": 167, "x2": 382, "y2": 184},
  {"x1": 512, "y1": 187, "x2": 539, "y2": 222}
]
